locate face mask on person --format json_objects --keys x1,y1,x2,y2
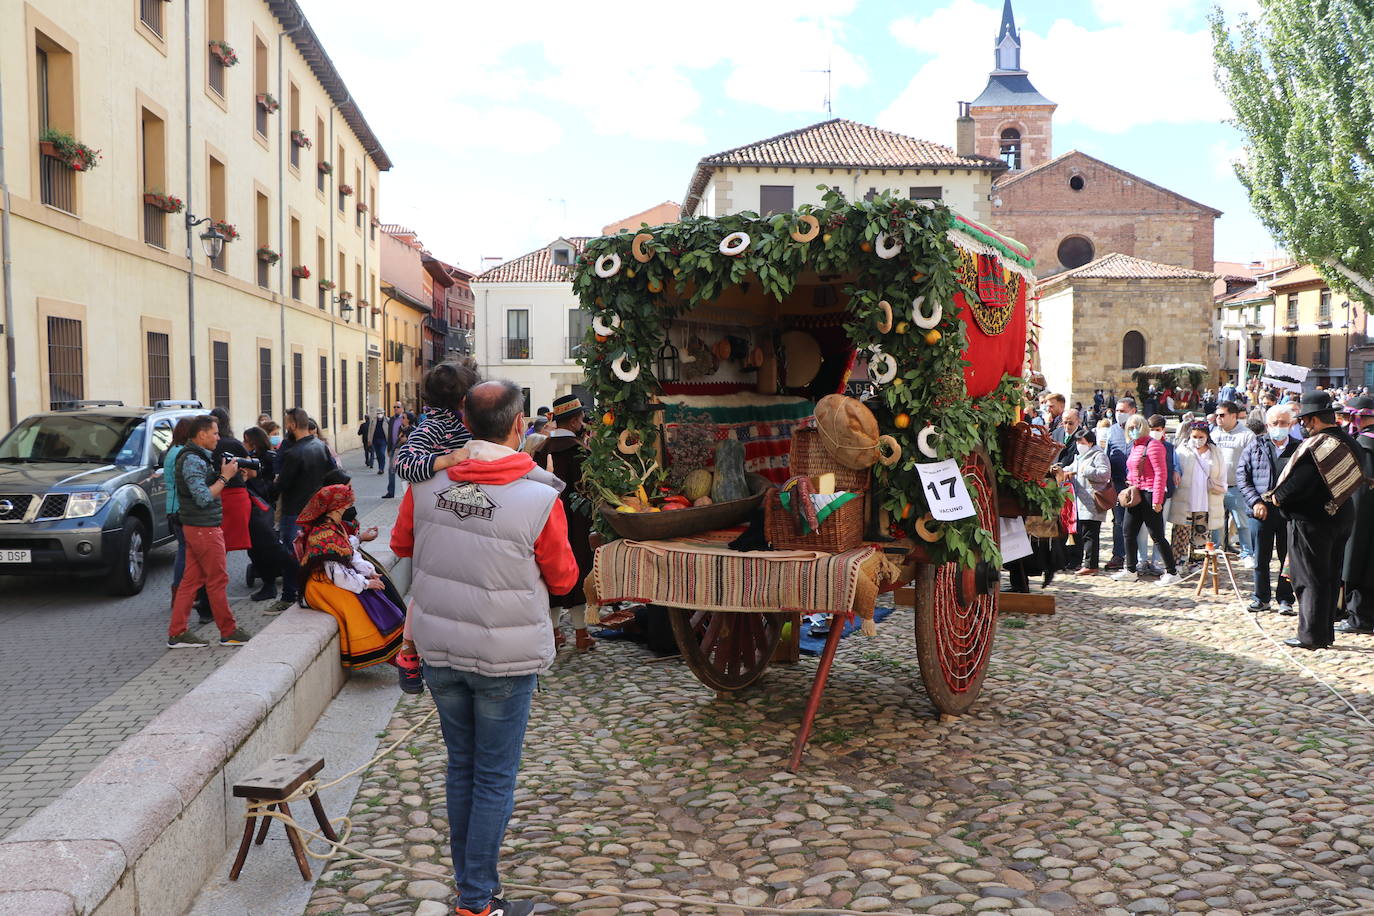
[
  {"x1": 1116, "y1": 411, "x2": 1129, "y2": 425},
  {"x1": 269, "y1": 434, "x2": 283, "y2": 447},
  {"x1": 1268, "y1": 426, "x2": 1289, "y2": 442},
  {"x1": 1190, "y1": 436, "x2": 1208, "y2": 450},
  {"x1": 1150, "y1": 430, "x2": 1166, "y2": 441},
  {"x1": 1076, "y1": 442, "x2": 1091, "y2": 455},
  {"x1": 342, "y1": 506, "x2": 358, "y2": 524}
]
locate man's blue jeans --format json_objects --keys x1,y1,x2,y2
[
  {"x1": 1212, "y1": 486, "x2": 1254, "y2": 557},
  {"x1": 425, "y1": 664, "x2": 537, "y2": 910},
  {"x1": 1111, "y1": 504, "x2": 1125, "y2": 560},
  {"x1": 277, "y1": 514, "x2": 300, "y2": 601}
]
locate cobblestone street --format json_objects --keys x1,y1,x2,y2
[{"x1": 305, "y1": 570, "x2": 1374, "y2": 916}]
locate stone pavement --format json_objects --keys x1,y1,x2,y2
[
  {"x1": 303, "y1": 568, "x2": 1374, "y2": 916},
  {"x1": 0, "y1": 446, "x2": 401, "y2": 837}
]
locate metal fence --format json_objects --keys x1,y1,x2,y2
[
  {"x1": 143, "y1": 203, "x2": 166, "y2": 249},
  {"x1": 502, "y1": 337, "x2": 532, "y2": 360},
  {"x1": 139, "y1": 0, "x2": 163, "y2": 36},
  {"x1": 40, "y1": 153, "x2": 74, "y2": 212},
  {"x1": 209, "y1": 57, "x2": 225, "y2": 96}
]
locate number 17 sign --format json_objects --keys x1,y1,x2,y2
[{"x1": 914, "y1": 459, "x2": 977, "y2": 521}]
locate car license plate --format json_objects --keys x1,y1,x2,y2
[{"x1": 0, "y1": 549, "x2": 31, "y2": 563}]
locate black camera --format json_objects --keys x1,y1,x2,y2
[{"x1": 233, "y1": 457, "x2": 262, "y2": 472}]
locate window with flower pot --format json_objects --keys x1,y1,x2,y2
[
  {"x1": 140, "y1": 105, "x2": 170, "y2": 249},
  {"x1": 292, "y1": 350, "x2": 303, "y2": 408},
  {"x1": 340, "y1": 357, "x2": 349, "y2": 425},
  {"x1": 288, "y1": 81, "x2": 301, "y2": 171},
  {"x1": 208, "y1": 154, "x2": 227, "y2": 270},
  {"x1": 206, "y1": 0, "x2": 227, "y2": 98},
  {"x1": 315, "y1": 115, "x2": 326, "y2": 193},
  {"x1": 338, "y1": 251, "x2": 348, "y2": 316},
  {"x1": 255, "y1": 191, "x2": 271, "y2": 288},
  {"x1": 369, "y1": 185, "x2": 377, "y2": 241},
  {"x1": 289, "y1": 216, "x2": 302, "y2": 299},
  {"x1": 336, "y1": 145, "x2": 346, "y2": 211},
  {"x1": 319, "y1": 355, "x2": 330, "y2": 428},
  {"x1": 317, "y1": 235, "x2": 327, "y2": 309},
  {"x1": 146, "y1": 330, "x2": 171, "y2": 403},
  {"x1": 253, "y1": 36, "x2": 269, "y2": 138},
  {"x1": 34, "y1": 30, "x2": 80, "y2": 214},
  {"x1": 212, "y1": 337, "x2": 230, "y2": 410},
  {"x1": 46, "y1": 314, "x2": 85, "y2": 409},
  {"x1": 139, "y1": 0, "x2": 165, "y2": 39}
]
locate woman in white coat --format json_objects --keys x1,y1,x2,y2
[
  {"x1": 1061, "y1": 428, "x2": 1112, "y2": 574},
  {"x1": 1170, "y1": 420, "x2": 1227, "y2": 570}
]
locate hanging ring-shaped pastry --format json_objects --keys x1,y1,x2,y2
[
  {"x1": 876, "y1": 434, "x2": 901, "y2": 467},
  {"x1": 617, "y1": 428, "x2": 643, "y2": 455},
  {"x1": 611, "y1": 354, "x2": 641, "y2": 382},
  {"x1": 876, "y1": 300, "x2": 894, "y2": 334},
  {"x1": 790, "y1": 214, "x2": 820, "y2": 243},
  {"x1": 917, "y1": 424, "x2": 939, "y2": 459},
  {"x1": 719, "y1": 231, "x2": 751, "y2": 257},
  {"x1": 914, "y1": 513, "x2": 942, "y2": 543},
  {"x1": 591, "y1": 313, "x2": 621, "y2": 337},
  {"x1": 631, "y1": 233, "x2": 653, "y2": 263},
  {"x1": 875, "y1": 232, "x2": 902, "y2": 260},
  {"x1": 868, "y1": 351, "x2": 898, "y2": 385},
  {"x1": 594, "y1": 253, "x2": 622, "y2": 278},
  {"x1": 912, "y1": 295, "x2": 943, "y2": 330}
]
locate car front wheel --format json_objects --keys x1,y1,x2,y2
[{"x1": 106, "y1": 517, "x2": 148, "y2": 596}]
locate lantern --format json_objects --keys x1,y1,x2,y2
[{"x1": 656, "y1": 341, "x2": 681, "y2": 383}]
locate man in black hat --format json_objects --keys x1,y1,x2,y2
[
  {"x1": 1337, "y1": 396, "x2": 1374, "y2": 634},
  {"x1": 1264, "y1": 391, "x2": 1364, "y2": 649},
  {"x1": 537, "y1": 394, "x2": 596, "y2": 652}
]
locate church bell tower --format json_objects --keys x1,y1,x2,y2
[{"x1": 968, "y1": 0, "x2": 1056, "y2": 172}]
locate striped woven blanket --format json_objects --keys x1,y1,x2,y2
[
  {"x1": 1273, "y1": 429, "x2": 1365, "y2": 515},
  {"x1": 591, "y1": 538, "x2": 876, "y2": 615}
]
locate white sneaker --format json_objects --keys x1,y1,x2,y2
[
  {"x1": 1111, "y1": 569, "x2": 1136, "y2": 582},
  {"x1": 1239, "y1": 556, "x2": 1256, "y2": 569},
  {"x1": 1157, "y1": 573, "x2": 1182, "y2": 586}
]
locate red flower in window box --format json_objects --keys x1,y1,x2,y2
[
  {"x1": 143, "y1": 191, "x2": 184, "y2": 214},
  {"x1": 291, "y1": 129, "x2": 312, "y2": 149},
  {"x1": 319, "y1": 279, "x2": 336, "y2": 291},
  {"x1": 212, "y1": 220, "x2": 239, "y2": 241},
  {"x1": 39, "y1": 129, "x2": 101, "y2": 172},
  {"x1": 318, "y1": 161, "x2": 333, "y2": 175},
  {"x1": 208, "y1": 40, "x2": 238, "y2": 67},
  {"x1": 356, "y1": 201, "x2": 369, "y2": 213},
  {"x1": 256, "y1": 93, "x2": 279, "y2": 114},
  {"x1": 257, "y1": 246, "x2": 280, "y2": 265},
  {"x1": 338, "y1": 184, "x2": 354, "y2": 197},
  {"x1": 292, "y1": 265, "x2": 311, "y2": 279}
]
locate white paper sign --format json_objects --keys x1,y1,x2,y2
[
  {"x1": 999, "y1": 517, "x2": 1033, "y2": 563},
  {"x1": 915, "y1": 459, "x2": 978, "y2": 521},
  {"x1": 1261, "y1": 359, "x2": 1310, "y2": 393}
]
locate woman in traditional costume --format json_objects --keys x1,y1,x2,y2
[{"x1": 298, "y1": 484, "x2": 405, "y2": 668}]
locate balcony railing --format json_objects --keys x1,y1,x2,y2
[
  {"x1": 289, "y1": 143, "x2": 299, "y2": 170},
  {"x1": 255, "y1": 105, "x2": 268, "y2": 137},
  {"x1": 565, "y1": 336, "x2": 585, "y2": 360},
  {"x1": 291, "y1": 276, "x2": 301, "y2": 300},
  {"x1": 501, "y1": 337, "x2": 531, "y2": 360},
  {"x1": 143, "y1": 203, "x2": 166, "y2": 250},
  {"x1": 257, "y1": 260, "x2": 269, "y2": 289},
  {"x1": 40, "y1": 153, "x2": 75, "y2": 213},
  {"x1": 139, "y1": 0, "x2": 163, "y2": 36},
  {"x1": 208, "y1": 57, "x2": 225, "y2": 96}
]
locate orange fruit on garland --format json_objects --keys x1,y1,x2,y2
[
  {"x1": 901, "y1": 503, "x2": 913, "y2": 520},
  {"x1": 601, "y1": 412, "x2": 615, "y2": 426},
  {"x1": 859, "y1": 241, "x2": 873, "y2": 252},
  {"x1": 924, "y1": 329, "x2": 942, "y2": 345},
  {"x1": 894, "y1": 413, "x2": 911, "y2": 429}
]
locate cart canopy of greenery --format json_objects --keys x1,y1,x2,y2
[{"x1": 572, "y1": 189, "x2": 1062, "y2": 569}]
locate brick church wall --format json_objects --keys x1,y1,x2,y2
[
  {"x1": 993, "y1": 156, "x2": 1216, "y2": 275},
  {"x1": 972, "y1": 105, "x2": 1054, "y2": 171}
]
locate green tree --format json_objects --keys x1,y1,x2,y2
[{"x1": 1212, "y1": 1, "x2": 1374, "y2": 308}]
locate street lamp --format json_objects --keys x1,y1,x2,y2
[
  {"x1": 185, "y1": 213, "x2": 226, "y2": 261},
  {"x1": 333, "y1": 294, "x2": 354, "y2": 317}
]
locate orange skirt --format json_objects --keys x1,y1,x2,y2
[{"x1": 303, "y1": 577, "x2": 404, "y2": 669}]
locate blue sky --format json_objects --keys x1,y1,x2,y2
[{"x1": 298, "y1": 0, "x2": 1275, "y2": 272}]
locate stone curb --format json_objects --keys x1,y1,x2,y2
[{"x1": 0, "y1": 608, "x2": 346, "y2": 916}]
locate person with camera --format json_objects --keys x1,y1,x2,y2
[{"x1": 167, "y1": 415, "x2": 253, "y2": 648}]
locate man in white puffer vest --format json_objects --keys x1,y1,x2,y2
[{"x1": 391, "y1": 379, "x2": 578, "y2": 916}]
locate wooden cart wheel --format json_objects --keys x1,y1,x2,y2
[
  {"x1": 913, "y1": 449, "x2": 1000, "y2": 716},
  {"x1": 667, "y1": 608, "x2": 784, "y2": 692}
]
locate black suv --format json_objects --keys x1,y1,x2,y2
[{"x1": 0, "y1": 400, "x2": 208, "y2": 594}]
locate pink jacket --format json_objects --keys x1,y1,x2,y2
[{"x1": 1126, "y1": 436, "x2": 1168, "y2": 499}]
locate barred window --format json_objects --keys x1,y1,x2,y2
[
  {"x1": 259, "y1": 347, "x2": 273, "y2": 416},
  {"x1": 319, "y1": 355, "x2": 329, "y2": 428},
  {"x1": 212, "y1": 340, "x2": 230, "y2": 409},
  {"x1": 146, "y1": 332, "x2": 171, "y2": 402},
  {"x1": 292, "y1": 352, "x2": 303, "y2": 408},
  {"x1": 47, "y1": 316, "x2": 84, "y2": 409}
]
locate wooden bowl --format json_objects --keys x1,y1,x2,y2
[{"x1": 599, "y1": 474, "x2": 771, "y2": 541}]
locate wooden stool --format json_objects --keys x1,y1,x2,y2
[
  {"x1": 230, "y1": 754, "x2": 338, "y2": 881},
  {"x1": 1195, "y1": 544, "x2": 1238, "y2": 598}
]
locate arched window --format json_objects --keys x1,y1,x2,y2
[
  {"x1": 1057, "y1": 236, "x2": 1095, "y2": 270},
  {"x1": 1122, "y1": 331, "x2": 1146, "y2": 370},
  {"x1": 999, "y1": 128, "x2": 1022, "y2": 171}
]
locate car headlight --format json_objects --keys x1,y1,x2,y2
[{"x1": 65, "y1": 491, "x2": 110, "y2": 519}]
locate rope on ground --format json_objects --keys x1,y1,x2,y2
[{"x1": 244, "y1": 701, "x2": 918, "y2": 916}]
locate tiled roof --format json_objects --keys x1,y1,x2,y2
[
  {"x1": 970, "y1": 72, "x2": 1056, "y2": 109},
  {"x1": 474, "y1": 238, "x2": 590, "y2": 284},
  {"x1": 1039, "y1": 253, "x2": 1217, "y2": 289},
  {"x1": 683, "y1": 118, "x2": 1006, "y2": 216},
  {"x1": 1267, "y1": 264, "x2": 1327, "y2": 290},
  {"x1": 994, "y1": 150, "x2": 1223, "y2": 216}
]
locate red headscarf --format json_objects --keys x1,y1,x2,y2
[{"x1": 299, "y1": 484, "x2": 355, "y2": 564}]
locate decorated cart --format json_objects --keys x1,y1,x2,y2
[{"x1": 572, "y1": 189, "x2": 1064, "y2": 769}]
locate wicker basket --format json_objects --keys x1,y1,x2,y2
[
  {"x1": 765, "y1": 485, "x2": 866, "y2": 553},
  {"x1": 599, "y1": 474, "x2": 771, "y2": 541},
  {"x1": 1001, "y1": 421, "x2": 1061, "y2": 482},
  {"x1": 764, "y1": 427, "x2": 870, "y2": 553}
]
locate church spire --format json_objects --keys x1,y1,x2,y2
[{"x1": 995, "y1": 0, "x2": 1022, "y2": 72}]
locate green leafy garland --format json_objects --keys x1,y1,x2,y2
[{"x1": 571, "y1": 188, "x2": 1063, "y2": 567}]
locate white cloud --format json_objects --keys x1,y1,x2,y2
[
  {"x1": 1210, "y1": 140, "x2": 1247, "y2": 179},
  {"x1": 878, "y1": 0, "x2": 1234, "y2": 142}
]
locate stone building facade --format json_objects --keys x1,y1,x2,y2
[{"x1": 1036, "y1": 254, "x2": 1217, "y2": 401}]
